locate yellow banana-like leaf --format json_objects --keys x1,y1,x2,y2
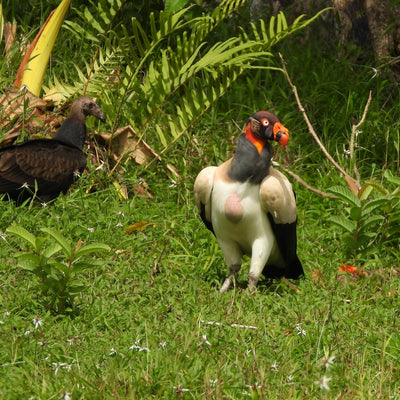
[{"x1": 15, "y1": 0, "x2": 71, "y2": 97}]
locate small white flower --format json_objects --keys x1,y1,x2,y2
[
  {"x1": 115, "y1": 222, "x2": 123, "y2": 227},
  {"x1": 246, "y1": 349, "x2": 252, "y2": 357},
  {"x1": 109, "y1": 348, "x2": 117, "y2": 356},
  {"x1": 0, "y1": 232, "x2": 6, "y2": 241},
  {"x1": 37, "y1": 341, "x2": 46, "y2": 347},
  {"x1": 129, "y1": 344, "x2": 150, "y2": 352},
  {"x1": 95, "y1": 161, "x2": 105, "y2": 171},
  {"x1": 87, "y1": 227, "x2": 94, "y2": 233},
  {"x1": 73, "y1": 169, "x2": 81, "y2": 178},
  {"x1": 321, "y1": 355, "x2": 336, "y2": 370},
  {"x1": 24, "y1": 329, "x2": 31, "y2": 336},
  {"x1": 209, "y1": 379, "x2": 218, "y2": 387},
  {"x1": 66, "y1": 338, "x2": 74, "y2": 346},
  {"x1": 3, "y1": 311, "x2": 9, "y2": 317},
  {"x1": 315, "y1": 376, "x2": 331, "y2": 391},
  {"x1": 370, "y1": 67, "x2": 379, "y2": 79},
  {"x1": 64, "y1": 363, "x2": 72, "y2": 372},
  {"x1": 129, "y1": 339, "x2": 150, "y2": 352},
  {"x1": 169, "y1": 179, "x2": 177, "y2": 188},
  {"x1": 201, "y1": 334, "x2": 211, "y2": 346},
  {"x1": 343, "y1": 149, "x2": 351, "y2": 158},
  {"x1": 118, "y1": 211, "x2": 125, "y2": 217},
  {"x1": 159, "y1": 341, "x2": 167, "y2": 349},
  {"x1": 174, "y1": 385, "x2": 189, "y2": 393},
  {"x1": 295, "y1": 323, "x2": 306, "y2": 336},
  {"x1": 41, "y1": 202, "x2": 48, "y2": 208},
  {"x1": 52, "y1": 362, "x2": 67, "y2": 375},
  {"x1": 246, "y1": 382, "x2": 262, "y2": 390},
  {"x1": 33, "y1": 316, "x2": 42, "y2": 329},
  {"x1": 62, "y1": 392, "x2": 72, "y2": 400},
  {"x1": 286, "y1": 375, "x2": 294, "y2": 383},
  {"x1": 271, "y1": 360, "x2": 278, "y2": 372},
  {"x1": 21, "y1": 182, "x2": 29, "y2": 189}
]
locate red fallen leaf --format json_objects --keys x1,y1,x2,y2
[{"x1": 338, "y1": 264, "x2": 366, "y2": 276}]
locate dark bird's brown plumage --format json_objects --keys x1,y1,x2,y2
[{"x1": 0, "y1": 96, "x2": 105, "y2": 204}]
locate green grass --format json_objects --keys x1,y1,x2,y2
[{"x1": 0, "y1": 160, "x2": 399, "y2": 399}]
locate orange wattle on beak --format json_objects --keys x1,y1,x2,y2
[{"x1": 273, "y1": 122, "x2": 290, "y2": 147}]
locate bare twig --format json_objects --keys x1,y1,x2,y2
[
  {"x1": 279, "y1": 53, "x2": 361, "y2": 193},
  {"x1": 279, "y1": 165, "x2": 337, "y2": 198},
  {"x1": 350, "y1": 91, "x2": 372, "y2": 182},
  {"x1": 200, "y1": 320, "x2": 259, "y2": 330}
]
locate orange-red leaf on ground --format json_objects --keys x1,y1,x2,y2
[{"x1": 338, "y1": 264, "x2": 366, "y2": 276}]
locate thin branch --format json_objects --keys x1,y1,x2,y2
[
  {"x1": 350, "y1": 90, "x2": 372, "y2": 182},
  {"x1": 279, "y1": 53, "x2": 361, "y2": 191},
  {"x1": 279, "y1": 165, "x2": 337, "y2": 198}
]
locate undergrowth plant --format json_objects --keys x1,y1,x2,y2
[
  {"x1": 44, "y1": 0, "x2": 327, "y2": 156},
  {"x1": 6, "y1": 225, "x2": 110, "y2": 314},
  {"x1": 327, "y1": 170, "x2": 400, "y2": 263}
]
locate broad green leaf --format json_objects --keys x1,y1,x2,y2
[
  {"x1": 359, "y1": 215, "x2": 385, "y2": 234},
  {"x1": 363, "y1": 197, "x2": 390, "y2": 214},
  {"x1": 74, "y1": 243, "x2": 111, "y2": 259},
  {"x1": 6, "y1": 225, "x2": 37, "y2": 250},
  {"x1": 327, "y1": 185, "x2": 361, "y2": 207},
  {"x1": 350, "y1": 206, "x2": 362, "y2": 221},
  {"x1": 363, "y1": 180, "x2": 388, "y2": 195},
  {"x1": 70, "y1": 262, "x2": 92, "y2": 273},
  {"x1": 15, "y1": 252, "x2": 41, "y2": 264},
  {"x1": 327, "y1": 215, "x2": 356, "y2": 234},
  {"x1": 34, "y1": 236, "x2": 47, "y2": 253},
  {"x1": 358, "y1": 183, "x2": 374, "y2": 201},
  {"x1": 48, "y1": 260, "x2": 70, "y2": 276},
  {"x1": 40, "y1": 228, "x2": 72, "y2": 259}
]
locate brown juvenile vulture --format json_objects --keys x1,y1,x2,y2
[
  {"x1": 194, "y1": 111, "x2": 303, "y2": 292},
  {"x1": 0, "y1": 96, "x2": 106, "y2": 204}
]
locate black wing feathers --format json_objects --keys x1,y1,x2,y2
[{"x1": 264, "y1": 213, "x2": 304, "y2": 279}]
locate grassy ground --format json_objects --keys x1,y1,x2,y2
[
  {"x1": 0, "y1": 151, "x2": 399, "y2": 399},
  {"x1": 1, "y1": 20, "x2": 400, "y2": 400}
]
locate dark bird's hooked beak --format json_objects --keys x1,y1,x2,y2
[
  {"x1": 273, "y1": 122, "x2": 290, "y2": 147},
  {"x1": 94, "y1": 109, "x2": 106, "y2": 123}
]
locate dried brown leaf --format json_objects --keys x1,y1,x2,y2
[{"x1": 125, "y1": 221, "x2": 152, "y2": 235}]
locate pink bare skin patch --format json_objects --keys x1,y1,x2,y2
[{"x1": 224, "y1": 193, "x2": 243, "y2": 223}]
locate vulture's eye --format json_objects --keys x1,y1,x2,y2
[{"x1": 261, "y1": 119, "x2": 270, "y2": 127}]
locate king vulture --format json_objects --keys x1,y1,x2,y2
[{"x1": 194, "y1": 111, "x2": 303, "y2": 292}]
